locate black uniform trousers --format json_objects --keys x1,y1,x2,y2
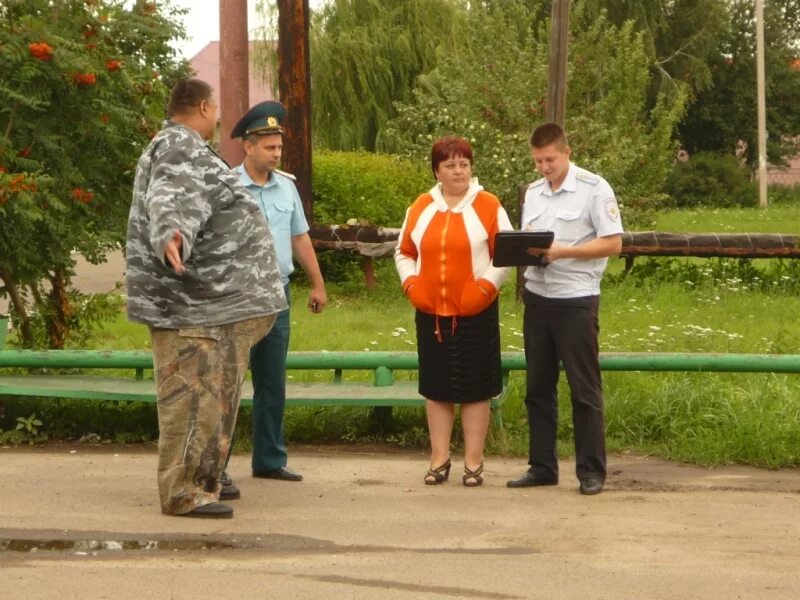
[{"x1": 522, "y1": 289, "x2": 606, "y2": 483}]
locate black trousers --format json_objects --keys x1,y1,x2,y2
[{"x1": 522, "y1": 290, "x2": 606, "y2": 483}]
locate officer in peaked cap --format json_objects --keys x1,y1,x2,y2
[{"x1": 220, "y1": 100, "x2": 327, "y2": 496}]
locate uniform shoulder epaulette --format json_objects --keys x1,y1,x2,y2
[
  {"x1": 527, "y1": 178, "x2": 546, "y2": 190},
  {"x1": 575, "y1": 169, "x2": 600, "y2": 185},
  {"x1": 274, "y1": 168, "x2": 296, "y2": 181}
]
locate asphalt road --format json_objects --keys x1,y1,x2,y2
[{"x1": 1, "y1": 444, "x2": 799, "y2": 599}]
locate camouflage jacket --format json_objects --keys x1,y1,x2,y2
[{"x1": 125, "y1": 121, "x2": 287, "y2": 328}]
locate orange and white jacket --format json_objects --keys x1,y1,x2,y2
[{"x1": 395, "y1": 179, "x2": 512, "y2": 317}]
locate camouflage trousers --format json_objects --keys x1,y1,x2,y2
[{"x1": 150, "y1": 315, "x2": 275, "y2": 515}]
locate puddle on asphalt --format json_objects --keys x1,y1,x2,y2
[
  {"x1": 0, "y1": 538, "x2": 248, "y2": 553},
  {"x1": 0, "y1": 531, "x2": 537, "y2": 557}
]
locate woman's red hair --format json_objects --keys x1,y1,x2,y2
[{"x1": 431, "y1": 135, "x2": 473, "y2": 177}]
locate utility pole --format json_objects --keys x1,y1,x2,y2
[
  {"x1": 518, "y1": 0, "x2": 570, "y2": 298},
  {"x1": 755, "y1": 0, "x2": 768, "y2": 208},
  {"x1": 218, "y1": 0, "x2": 249, "y2": 166},
  {"x1": 277, "y1": 0, "x2": 314, "y2": 223},
  {"x1": 546, "y1": 0, "x2": 570, "y2": 127}
]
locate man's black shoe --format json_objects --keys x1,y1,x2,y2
[
  {"x1": 178, "y1": 503, "x2": 234, "y2": 519},
  {"x1": 219, "y1": 482, "x2": 241, "y2": 500},
  {"x1": 579, "y1": 478, "x2": 604, "y2": 495},
  {"x1": 506, "y1": 472, "x2": 558, "y2": 488},
  {"x1": 253, "y1": 467, "x2": 303, "y2": 482}
]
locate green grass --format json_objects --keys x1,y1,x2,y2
[
  {"x1": 92, "y1": 316, "x2": 150, "y2": 350},
  {"x1": 6, "y1": 205, "x2": 800, "y2": 466},
  {"x1": 604, "y1": 372, "x2": 800, "y2": 467},
  {"x1": 37, "y1": 256, "x2": 799, "y2": 467},
  {"x1": 654, "y1": 198, "x2": 800, "y2": 233}
]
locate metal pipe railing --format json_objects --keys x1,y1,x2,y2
[{"x1": 1, "y1": 350, "x2": 800, "y2": 373}]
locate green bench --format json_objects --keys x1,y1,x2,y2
[
  {"x1": 2, "y1": 350, "x2": 800, "y2": 428},
  {"x1": 0, "y1": 350, "x2": 513, "y2": 425}
]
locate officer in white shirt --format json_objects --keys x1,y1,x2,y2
[{"x1": 507, "y1": 123, "x2": 623, "y2": 496}]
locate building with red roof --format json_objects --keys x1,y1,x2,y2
[{"x1": 188, "y1": 41, "x2": 275, "y2": 123}]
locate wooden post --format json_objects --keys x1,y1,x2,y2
[
  {"x1": 361, "y1": 256, "x2": 376, "y2": 289},
  {"x1": 277, "y1": 0, "x2": 314, "y2": 223},
  {"x1": 546, "y1": 0, "x2": 570, "y2": 127},
  {"x1": 218, "y1": 0, "x2": 249, "y2": 166}
]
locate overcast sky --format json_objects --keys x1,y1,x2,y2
[{"x1": 170, "y1": 0, "x2": 327, "y2": 59}]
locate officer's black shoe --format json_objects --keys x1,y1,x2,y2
[
  {"x1": 252, "y1": 467, "x2": 303, "y2": 481},
  {"x1": 220, "y1": 470, "x2": 233, "y2": 487},
  {"x1": 219, "y1": 482, "x2": 241, "y2": 500},
  {"x1": 506, "y1": 471, "x2": 558, "y2": 488},
  {"x1": 179, "y1": 503, "x2": 234, "y2": 519},
  {"x1": 579, "y1": 478, "x2": 604, "y2": 495},
  {"x1": 217, "y1": 470, "x2": 240, "y2": 500}
]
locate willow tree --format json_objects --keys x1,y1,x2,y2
[{"x1": 255, "y1": 0, "x2": 468, "y2": 151}]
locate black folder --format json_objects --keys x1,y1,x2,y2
[{"x1": 492, "y1": 231, "x2": 554, "y2": 267}]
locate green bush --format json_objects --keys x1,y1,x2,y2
[
  {"x1": 767, "y1": 183, "x2": 800, "y2": 205},
  {"x1": 6, "y1": 290, "x2": 125, "y2": 349},
  {"x1": 665, "y1": 152, "x2": 756, "y2": 208},
  {"x1": 0, "y1": 396, "x2": 159, "y2": 444},
  {"x1": 312, "y1": 150, "x2": 433, "y2": 227}
]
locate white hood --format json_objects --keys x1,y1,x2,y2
[{"x1": 429, "y1": 177, "x2": 484, "y2": 213}]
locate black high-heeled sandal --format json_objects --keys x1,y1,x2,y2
[
  {"x1": 424, "y1": 458, "x2": 452, "y2": 485},
  {"x1": 463, "y1": 463, "x2": 484, "y2": 487}
]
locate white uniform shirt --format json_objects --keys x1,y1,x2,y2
[{"x1": 522, "y1": 162, "x2": 623, "y2": 299}]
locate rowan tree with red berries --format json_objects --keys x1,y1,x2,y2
[{"x1": 0, "y1": 0, "x2": 190, "y2": 348}]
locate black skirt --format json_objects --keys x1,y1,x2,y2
[{"x1": 415, "y1": 300, "x2": 503, "y2": 403}]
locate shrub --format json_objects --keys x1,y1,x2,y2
[
  {"x1": 766, "y1": 183, "x2": 800, "y2": 205},
  {"x1": 312, "y1": 150, "x2": 433, "y2": 227},
  {"x1": 308, "y1": 150, "x2": 431, "y2": 283},
  {"x1": 5, "y1": 288, "x2": 125, "y2": 349},
  {"x1": 665, "y1": 152, "x2": 756, "y2": 208}
]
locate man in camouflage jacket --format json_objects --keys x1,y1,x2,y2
[{"x1": 126, "y1": 79, "x2": 287, "y2": 519}]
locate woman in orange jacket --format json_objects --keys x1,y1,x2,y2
[{"x1": 395, "y1": 135, "x2": 512, "y2": 486}]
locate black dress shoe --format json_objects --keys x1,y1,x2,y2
[
  {"x1": 219, "y1": 482, "x2": 241, "y2": 500},
  {"x1": 220, "y1": 470, "x2": 233, "y2": 487},
  {"x1": 179, "y1": 502, "x2": 233, "y2": 519},
  {"x1": 253, "y1": 467, "x2": 303, "y2": 481},
  {"x1": 217, "y1": 470, "x2": 240, "y2": 500},
  {"x1": 579, "y1": 478, "x2": 604, "y2": 495},
  {"x1": 506, "y1": 471, "x2": 558, "y2": 488}
]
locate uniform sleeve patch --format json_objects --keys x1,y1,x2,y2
[{"x1": 605, "y1": 198, "x2": 620, "y2": 220}]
